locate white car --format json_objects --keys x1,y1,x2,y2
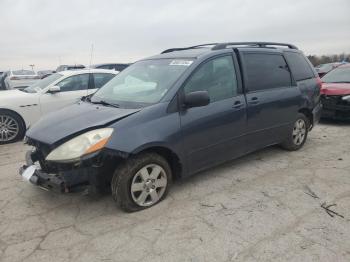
[
  {"x1": 4, "y1": 70, "x2": 41, "y2": 90},
  {"x1": 0, "y1": 69, "x2": 118, "y2": 144}
]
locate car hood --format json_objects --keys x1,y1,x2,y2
[
  {"x1": 0, "y1": 89, "x2": 30, "y2": 99},
  {"x1": 26, "y1": 102, "x2": 141, "y2": 145},
  {"x1": 321, "y1": 83, "x2": 350, "y2": 96}
]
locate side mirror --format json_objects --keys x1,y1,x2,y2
[
  {"x1": 48, "y1": 86, "x2": 61, "y2": 93},
  {"x1": 184, "y1": 91, "x2": 210, "y2": 108}
]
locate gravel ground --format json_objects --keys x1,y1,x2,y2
[{"x1": 0, "y1": 121, "x2": 349, "y2": 262}]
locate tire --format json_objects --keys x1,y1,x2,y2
[
  {"x1": 281, "y1": 113, "x2": 309, "y2": 151},
  {"x1": 0, "y1": 110, "x2": 25, "y2": 144},
  {"x1": 111, "y1": 152, "x2": 172, "y2": 212}
]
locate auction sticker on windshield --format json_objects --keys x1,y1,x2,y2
[{"x1": 169, "y1": 60, "x2": 193, "y2": 66}]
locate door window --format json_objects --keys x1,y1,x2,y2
[
  {"x1": 93, "y1": 73, "x2": 115, "y2": 89},
  {"x1": 184, "y1": 56, "x2": 238, "y2": 102},
  {"x1": 243, "y1": 53, "x2": 292, "y2": 92},
  {"x1": 56, "y1": 74, "x2": 89, "y2": 92}
]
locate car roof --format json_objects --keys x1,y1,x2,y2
[
  {"x1": 58, "y1": 69, "x2": 119, "y2": 76},
  {"x1": 143, "y1": 42, "x2": 300, "y2": 61},
  {"x1": 92, "y1": 63, "x2": 130, "y2": 67},
  {"x1": 337, "y1": 63, "x2": 350, "y2": 69}
]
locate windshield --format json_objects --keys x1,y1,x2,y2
[
  {"x1": 24, "y1": 73, "x2": 63, "y2": 93},
  {"x1": 316, "y1": 64, "x2": 333, "y2": 72},
  {"x1": 91, "y1": 59, "x2": 192, "y2": 107},
  {"x1": 322, "y1": 66, "x2": 350, "y2": 83}
]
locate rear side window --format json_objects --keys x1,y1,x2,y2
[
  {"x1": 93, "y1": 73, "x2": 115, "y2": 89},
  {"x1": 284, "y1": 52, "x2": 315, "y2": 81},
  {"x1": 184, "y1": 55, "x2": 238, "y2": 102},
  {"x1": 243, "y1": 53, "x2": 292, "y2": 92},
  {"x1": 115, "y1": 65, "x2": 129, "y2": 71}
]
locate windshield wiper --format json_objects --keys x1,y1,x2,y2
[{"x1": 91, "y1": 100, "x2": 120, "y2": 108}]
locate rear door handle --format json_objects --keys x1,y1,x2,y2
[
  {"x1": 232, "y1": 101, "x2": 243, "y2": 109},
  {"x1": 248, "y1": 97, "x2": 259, "y2": 104}
]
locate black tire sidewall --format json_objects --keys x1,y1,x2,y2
[
  {"x1": 111, "y1": 153, "x2": 172, "y2": 212},
  {"x1": 282, "y1": 113, "x2": 309, "y2": 151},
  {"x1": 0, "y1": 110, "x2": 25, "y2": 144}
]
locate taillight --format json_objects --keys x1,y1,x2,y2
[
  {"x1": 10, "y1": 76, "x2": 20, "y2": 80},
  {"x1": 316, "y1": 77, "x2": 322, "y2": 89}
]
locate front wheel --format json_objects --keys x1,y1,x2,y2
[
  {"x1": 281, "y1": 113, "x2": 309, "y2": 151},
  {"x1": 111, "y1": 153, "x2": 172, "y2": 212},
  {"x1": 0, "y1": 110, "x2": 25, "y2": 144}
]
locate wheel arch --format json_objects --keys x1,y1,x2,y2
[
  {"x1": 0, "y1": 108, "x2": 27, "y2": 130},
  {"x1": 298, "y1": 108, "x2": 313, "y2": 128},
  {"x1": 133, "y1": 145, "x2": 183, "y2": 181}
]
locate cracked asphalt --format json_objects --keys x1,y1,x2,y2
[{"x1": 0, "y1": 121, "x2": 350, "y2": 262}]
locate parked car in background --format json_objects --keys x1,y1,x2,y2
[
  {"x1": 3, "y1": 70, "x2": 40, "y2": 90},
  {"x1": 0, "y1": 71, "x2": 9, "y2": 90},
  {"x1": 0, "y1": 69, "x2": 117, "y2": 144},
  {"x1": 320, "y1": 64, "x2": 350, "y2": 120},
  {"x1": 20, "y1": 42, "x2": 321, "y2": 212},
  {"x1": 90, "y1": 63, "x2": 130, "y2": 71},
  {"x1": 56, "y1": 64, "x2": 85, "y2": 72},
  {"x1": 315, "y1": 62, "x2": 345, "y2": 77},
  {"x1": 37, "y1": 70, "x2": 55, "y2": 79}
]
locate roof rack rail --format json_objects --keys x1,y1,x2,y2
[
  {"x1": 211, "y1": 42, "x2": 298, "y2": 50},
  {"x1": 161, "y1": 43, "x2": 218, "y2": 54}
]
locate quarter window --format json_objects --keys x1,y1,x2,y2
[
  {"x1": 57, "y1": 74, "x2": 90, "y2": 92},
  {"x1": 284, "y1": 52, "x2": 315, "y2": 81},
  {"x1": 184, "y1": 56, "x2": 238, "y2": 102},
  {"x1": 243, "y1": 53, "x2": 292, "y2": 92}
]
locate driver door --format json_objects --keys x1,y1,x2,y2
[
  {"x1": 39, "y1": 73, "x2": 92, "y2": 116},
  {"x1": 180, "y1": 55, "x2": 247, "y2": 174}
]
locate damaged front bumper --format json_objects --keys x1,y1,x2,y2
[
  {"x1": 321, "y1": 95, "x2": 350, "y2": 120},
  {"x1": 19, "y1": 149, "x2": 113, "y2": 193}
]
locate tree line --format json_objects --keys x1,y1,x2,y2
[{"x1": 307, "y1": 53, "x2": 350, "y2": 66}]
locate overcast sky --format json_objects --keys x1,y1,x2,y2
[{"x1": 1, "y1": 0, "x2": 349, "y2": 70}]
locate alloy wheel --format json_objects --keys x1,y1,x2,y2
[
  {"x1": 292, "y1": 119, "x2": 306, "y2": 146},
  {"x1": 0, "y1": 115, "x2": 19, "y2": 142},
  {"x1": 130, "y1": 164, "x2": 168, "y2": 207}
]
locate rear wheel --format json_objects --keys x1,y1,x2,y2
[
  {"x1": 281, "y1": 113, "x2": 309, "y2": 151},
  {"x1": 111, "y1": 152, "x2": 172, "y2": 212},
  {"x1": 0, "y1": 110, "x2": 25, "y2": 144}
]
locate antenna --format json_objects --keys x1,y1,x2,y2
[
  {"x1": 89, "y1": 44, "x2": 94, "y2": 68},
  {"x1": 87, "y1": 44, "x2": 94, "y2": 96}
]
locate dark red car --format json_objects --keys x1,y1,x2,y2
[{"x1": 321, "y1": 64, "x2": 350, "y2": 120}]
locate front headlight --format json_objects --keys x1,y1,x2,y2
[
  {"x1": 342, "y1": 95, "x2": 350, "y2": 101},
  {"x1": 46, "y1": 128, "x2": 114, "y2": 162}
]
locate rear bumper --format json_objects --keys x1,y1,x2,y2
[{"x1": 19, "y1": 150, "x2": 103, "y2": 193}]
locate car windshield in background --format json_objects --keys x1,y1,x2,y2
[
  {"x1": 316, "y1": 64, "x2": 333, "y2": 72},
  {"x1": 322, "y1": 67, "x2": 350, "y2": 83},
  {"x1": 13, "y1": 70, "x2": 35, "y2": 75},
  {"x1": 24, "y1": 73, "x2": 62, "y2": 93},
  {"x1": 91, "y1": 59, "x2": 193, "y2": 107}
]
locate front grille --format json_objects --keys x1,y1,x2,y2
[{"x1": 321, "y1": 95, "x2": 350, "y2": 111}]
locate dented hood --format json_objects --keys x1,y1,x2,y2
[
  {"x1": 26, "y1": 102, "x2": 140, "y2": 145},
  {"x1": 321, "y1": 83, "x2": 350, "y2": 96}
]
